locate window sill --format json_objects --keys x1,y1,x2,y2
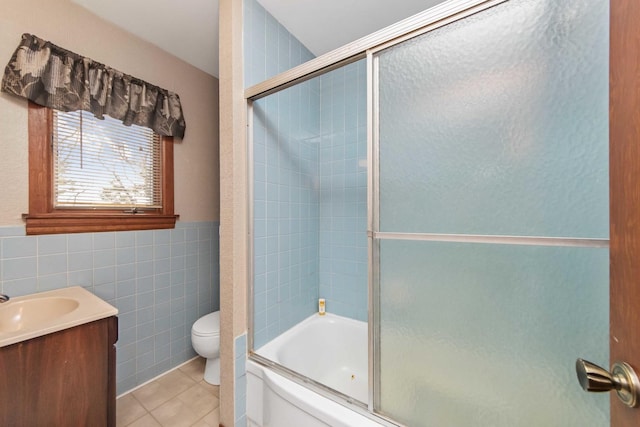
[{"x1": 23, "y1": 213, "x2": 179, "y2": 235}]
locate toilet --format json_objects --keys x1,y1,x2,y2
[{"x1": 191, "y1": 311, "x2": 221, "y2": 385}]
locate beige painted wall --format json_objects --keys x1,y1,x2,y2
[
  {"x1": 0, "y1": 0, "x2": 219, "y2": 225},
  {"x1": 219, "y1": 0, "x2": 247, "y2": 424}
]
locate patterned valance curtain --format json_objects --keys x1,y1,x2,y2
[{"x1": 1, "y1": 33, "x2": 186, "y2": 138}]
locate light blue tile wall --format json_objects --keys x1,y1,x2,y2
[
  {"x1": 246, "y1": 0, "x2": 369, "y2": 338},
  {"x1": 245, "y1": 0, "x2": 321, "y2": 350},
  {"x1": 0, "y1": 221, "x2": 220, "y2": 395},
  {"x1": 252, "y1": 80, "x2": 321, "y2": 348},
  {"x1": 243, "y1": 5, "x2": 368, "y2": 425},
  {"x1": 318, "y1": 60, "x2": 368, "y2": 321},
  {"x1": 243, "y1": 0, "x2": 315, "y2": 88},
  {"x1": 234, "y1": 333, "x2": 248, "y2": 427},
  {"x1": 243, "y1": 2, "x2": 318, "y2": 423},
  {"x1": 252, "y1": 62, "x2": 369, "y2": 327}
]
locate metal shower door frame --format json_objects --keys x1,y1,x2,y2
[{"x1": 245, "y1": 1, "x2": 532, "y2": 425}]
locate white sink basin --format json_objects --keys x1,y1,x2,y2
[
  {"x1": 0, "y1": 287, "x2": 118, "y2": 348},
  {"x1": 0, "y1": 297, "x2": 80, "y2": 333}
]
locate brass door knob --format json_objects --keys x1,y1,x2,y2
[{"x1": 576, "y1": 358, "x2": 640, "y2": 408}]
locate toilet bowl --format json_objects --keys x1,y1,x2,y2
[{"x1": 191, "y1": 311, "x2": 221, "y2": 385}]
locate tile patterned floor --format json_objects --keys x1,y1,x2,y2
[{"x1": 116, "y1": 357, "x2": 220, "y2": 427}]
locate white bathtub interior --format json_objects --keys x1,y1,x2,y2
[{"x1": 255, "y1": 313, "x2": 368, "y2": 403}]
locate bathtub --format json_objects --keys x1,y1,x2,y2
[{"x1": 247, "y1": 313, "x2": 385, "y2": 427}]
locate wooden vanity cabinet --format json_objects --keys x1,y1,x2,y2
[{"x1": 0, "y1": 316, "x2": 118, "y2": 426}]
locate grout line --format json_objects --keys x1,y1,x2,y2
[
  {"x1": 190, "y1": 407, "x2": 219, "y2": 427},
  {"x1": 148, "y1": 409, "x2": 165, "y2": 427},
  {"x1": 122, "y1": 393, "x2": 148, "y2": 427}
]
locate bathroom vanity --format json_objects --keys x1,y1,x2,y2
[{"x1": 0, "y1": 287, "x2": 118, "y2": 426}]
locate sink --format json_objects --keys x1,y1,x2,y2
[
  {"x1": 0, "y1": 297, "x2": 80, "y2": 333},
  {"x1": 0, "y1": 286, "x2": 118, "y2": 348}
]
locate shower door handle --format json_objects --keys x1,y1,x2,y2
[{"x1": 576, "y1": 358, "x2": 640, "y2": 407}]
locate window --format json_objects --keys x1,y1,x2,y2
[
  {"x1": 52, "y1": 109, "x2": 162, "y2": 209},
  {"x1": 25, "y1": 102, "x2": 178, "y2": 235}
]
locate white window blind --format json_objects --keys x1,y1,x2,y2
[{"x1": 52, "y1": 110, "x2": 162, "y2": 209}]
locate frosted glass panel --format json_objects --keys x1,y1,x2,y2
[
  {"x1": 378, "y1": 240, "x2": 608, "y2": 426},
  {"x1": 378, "y1": 0, "x2": 609, "y2": 237},
  {"x1": 376, "y1": 0, "x2": 610, "y2": 425}
]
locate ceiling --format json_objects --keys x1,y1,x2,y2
[{"x1": 72, "y1": 0, "x2": 446, "y2": 77}]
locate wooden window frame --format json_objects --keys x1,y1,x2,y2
[{"x1": 25, "y1": 102, "x2": 179, "y2": 235}]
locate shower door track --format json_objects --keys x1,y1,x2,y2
[{"x1": 249, "y1": 352, "x2": 401, "y2": 427}]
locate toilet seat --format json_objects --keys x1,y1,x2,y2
[{"x1": 192, "y1": 311, "x2": 220, "y2": 338}]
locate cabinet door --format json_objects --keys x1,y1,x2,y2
[{"x1": 0, "y1": 317, "x2": 116, "y2": 426}]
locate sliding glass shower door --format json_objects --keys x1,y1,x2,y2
[{"x1": 373, "y1": 0, "x2": 609, "y2": 425}]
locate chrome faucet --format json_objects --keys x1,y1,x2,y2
[{"x1": 0, "y1": 294, "x2": 9, "y2": 303}]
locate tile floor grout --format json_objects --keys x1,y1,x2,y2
[{"x1": 116, "y1": 357, "x2": 220, "y2": 427}]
